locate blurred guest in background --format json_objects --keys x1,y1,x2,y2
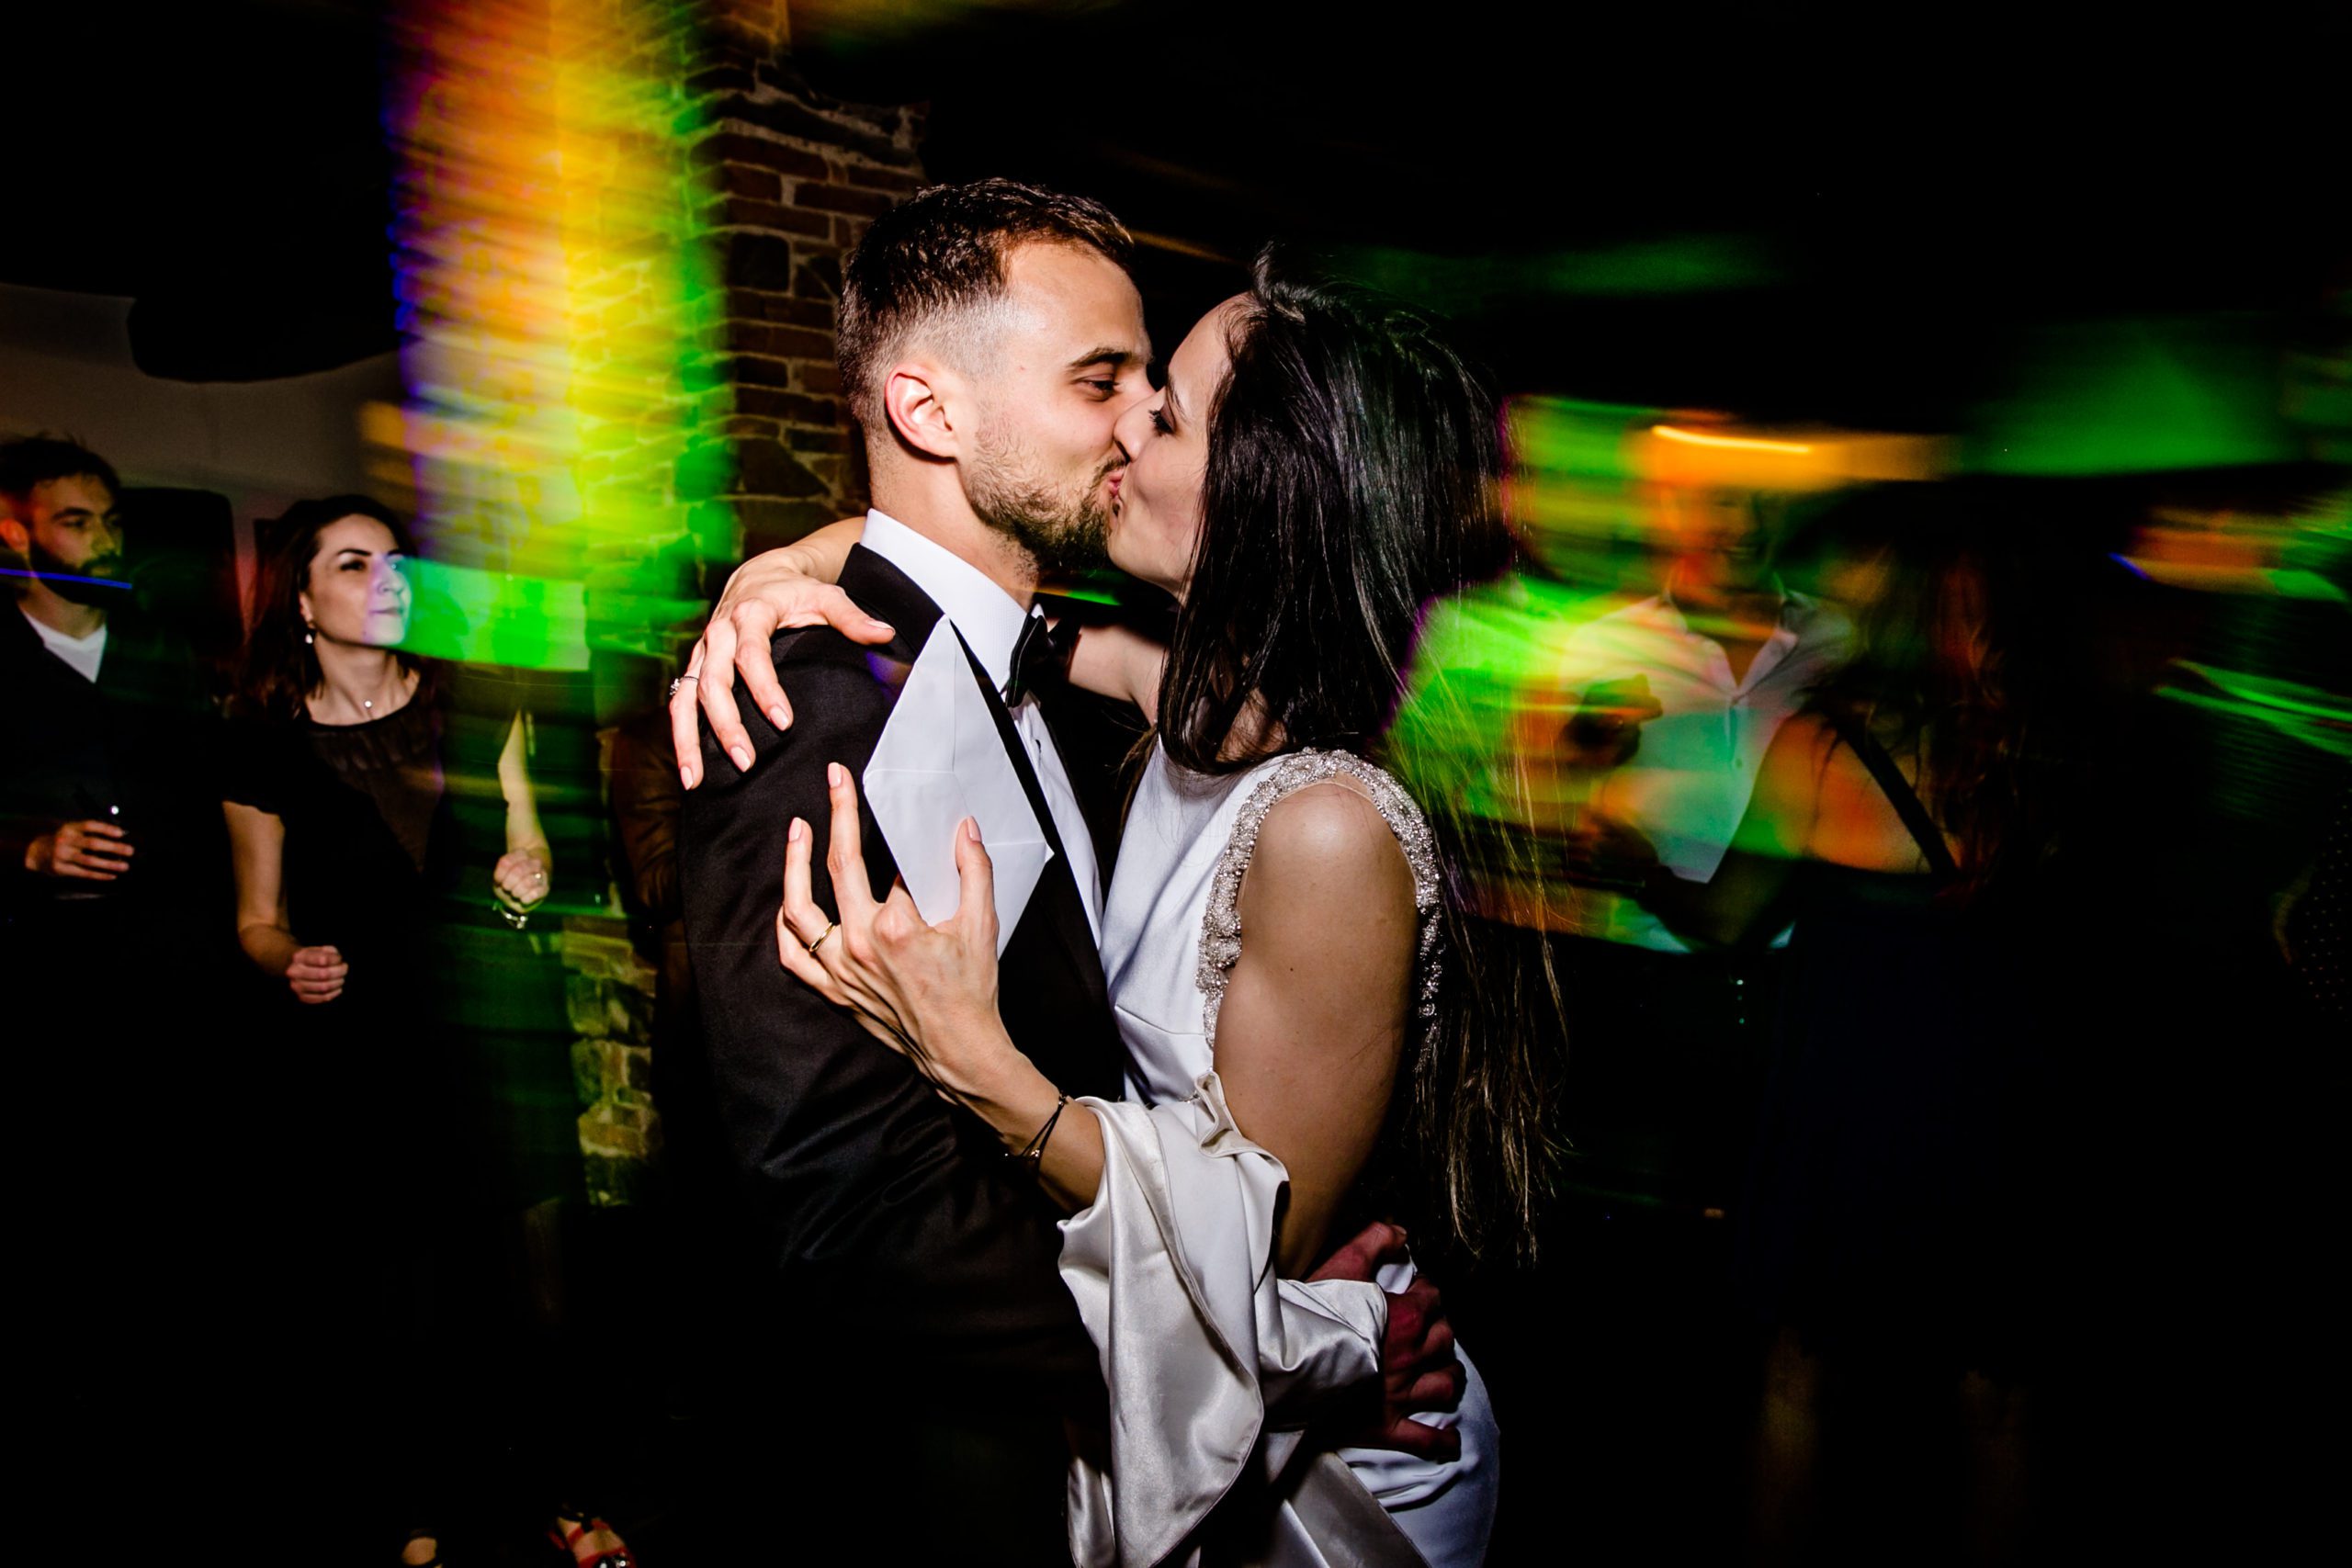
[
  {"x1": 219, "y1": 496, "x2": 628, "y2": 1568},
  {"x1": 0, "y1": 433, "x2": 233, "y2": 1547},
  {"x1": 1551, "y1": 437, "x2": 1854, "y2": 1214},
  {"x1": 609, "y1": 703, "x2": 695, "y2": 1105},
  {"x1": 3, "y1": 434, "x2": 224, "y2": 926},
  {"x1": 1601, "y1": 490, "x2": 2069, "y2": 1562},
  {"x1": 1492, "y1": 433, "x2": 1856, "y2": 1557}
]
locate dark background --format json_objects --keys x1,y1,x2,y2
[
  {"x1": 6, "y1": 6, "x2": 2346, "y2": 1562},
  {"x1": 10, "y1": 1, "x2": 2346, "y2": 427}
]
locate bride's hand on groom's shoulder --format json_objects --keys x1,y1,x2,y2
[
  {"x1": 672, "y1": 521, "x2": 894, "y2": 786},
  {"x1": 776, "y1": 761, "x2": 1007, "y2": 1100},
  {"x1": 1310, "y1": 1220, "x2": 1467, "y2": 1463}
]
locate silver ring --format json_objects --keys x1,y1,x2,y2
[{"x1": 668, "y1": 673, "x2": 700, "y2": 697}]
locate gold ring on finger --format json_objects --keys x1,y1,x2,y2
[{"x1": 807, "y1": 919, "x2": 838, "y2": 956}]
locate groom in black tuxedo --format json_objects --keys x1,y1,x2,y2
[{"x1": 678, "y1": 181, "x2": 1153, "y2": 1562}]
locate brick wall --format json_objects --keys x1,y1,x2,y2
[
  {"x1": 562, "y1": 917, "x2": 664, "y2": 1206},
  {"x1": 561, "y1": 6, "x2": 927, "y2": 1206},
  {"x1": 686, "y1": 27, "x2": 926, "y2": 554}
]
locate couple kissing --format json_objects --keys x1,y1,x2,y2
[{"x1": 673, "y1": 178, "x2": 1553, "y2": 1566}]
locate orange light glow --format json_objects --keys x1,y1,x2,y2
[{"x1": 1649, "y1": 424, "x2": 1816, "y2": 455}]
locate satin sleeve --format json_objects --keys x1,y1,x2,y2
[{"x1": 1057, "y1": 1072, "x2": 1429, "y2": 1568}]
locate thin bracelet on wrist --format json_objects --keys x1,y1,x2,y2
[{"x1": 1012, "y1": 1093, "x2": 1072, "y2": 1174}]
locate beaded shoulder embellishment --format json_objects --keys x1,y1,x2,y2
[{"x1": 1197, "y1": 749, "x2": 1444, "y2": 1053}]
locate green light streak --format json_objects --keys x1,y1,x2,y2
[{"x1": 1334, "y1": 235, "x2": 1779, "y2": 310}]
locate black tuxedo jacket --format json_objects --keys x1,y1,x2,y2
[{"x1": 679, "y1": 545, "x2": 1128, "y2": 1440}]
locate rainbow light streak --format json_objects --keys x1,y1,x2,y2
[{"x1": 386, "y1": 0, "x2": 729, "y2": 671}]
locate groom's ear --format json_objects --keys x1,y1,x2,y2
[{"x1": 881, "y1": 361, "x2": 965, "y2": 462}]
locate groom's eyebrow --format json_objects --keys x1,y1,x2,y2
[{"x1": 1068, "y1": 345, "x2": 1142, "y2": 372}]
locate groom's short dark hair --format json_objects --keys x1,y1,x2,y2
[{"x1": 835, "y1": 177, "x2": 1135, "y2": 429}]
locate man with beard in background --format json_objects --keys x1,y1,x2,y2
[
  {"x1": 1, "y1": 434, "x2": 221, "y2": 894},
  {"x1": 1, "y1": 433, "x2": 232, "y2": 1555}
]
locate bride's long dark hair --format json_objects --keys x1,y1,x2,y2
[{"x1": 1159, "y1": 251, "x2": 1559, "y2": 1261}]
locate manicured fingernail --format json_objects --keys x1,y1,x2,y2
[
  {"x1": 827, "y1": 762, "x2": 845, "y2": 787},
  {"x1": 964, "y1": 817, "x2": 981, "y2": 842},
  {"x1": 730, "y1": 745, "x2": 752, "y2": 771},
  {"x1": 788, "y1": 818, "x2": 806, "y2": 842},
  {"x1": 680, "y1": 763, "x2": 696, "y2": 789},
  {"x1": 770, "y1": 705, "x2": 790, "y2": 729}
]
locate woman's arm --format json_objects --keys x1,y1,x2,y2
[
  {"x1": 492, "y1": 715, "x2": 553, "y2": 913},
  {"x1": 1065, "y1": 619, "x2": 1168, "y2": 720},
  {"x1": 225, "y1": 800, "x2": 298, "y2": 973},
  {"x1": 1201, "y1": 780, "x2": 1418, "y2": 1275},
  {"x1": 225, "y1": 800, "x2": 347, "y2": 1001}
]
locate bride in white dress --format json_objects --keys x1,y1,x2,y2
[{"x1": 736, "y1": 255, "x2": 1555, "y2": 1565}]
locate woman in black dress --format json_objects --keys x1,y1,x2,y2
[{"x1": 220, "y1": 497, "x2": 629, "y2": 1567}]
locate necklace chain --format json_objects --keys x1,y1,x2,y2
[{"x1": 329, "y1": 667, "x2": 405, "y2": 720}]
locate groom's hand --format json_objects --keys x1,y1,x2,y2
[{"x1": 1310, "y1": 1220, "x2": 1466, "y2": 1462}]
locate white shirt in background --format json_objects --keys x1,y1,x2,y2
[
  {"x1": 858, "y1": 509, "x2": 1104, "y2": 941},
  {"x1": 23, "y1": 606, "x2": 107, "y2": 683},
  {"x1": 1558, "y1": 585, "x2": 1852, "y2": 952}
]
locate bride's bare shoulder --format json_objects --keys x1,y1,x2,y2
[{"x1": 1241, "y1": 775, "x2": 1418, "y2": 928}]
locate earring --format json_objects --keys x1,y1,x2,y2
[{"x1": 304, "y1": 626, "x2": 315, "y2": 646}]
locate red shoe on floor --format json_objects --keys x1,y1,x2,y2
[{"x1": 547, "y1": 1508, "x2": 634, "y2": 1568}]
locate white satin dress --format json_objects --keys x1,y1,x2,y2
[{"x1": 1057, "y1": 746, "x2": 1500, "y2": 1568}]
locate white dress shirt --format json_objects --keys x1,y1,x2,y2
[
  {"x1": 1558, "y1": 583, "x2": 1852, "y2": 952},
  {"x1": 858, "y1": 509, "x2": 1104, "y2": 940},
  {"x1": 23, "y1": 607, "x2": 107, "y2": 683}
]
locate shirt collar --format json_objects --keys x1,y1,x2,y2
[
  {"x1": 19, "y1": 604, "x2": 108, "y2": 650},
  {"x1": 857, "y1": 508, "x2": 1035, "y2": 694}
]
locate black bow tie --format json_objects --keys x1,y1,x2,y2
[{"x1": 1004, "y1": 613, "x2": 1079, "y2": 706}]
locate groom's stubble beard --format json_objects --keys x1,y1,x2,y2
[{"x1": 966, "y1": 420, "x2": 1114, "y2": 577}]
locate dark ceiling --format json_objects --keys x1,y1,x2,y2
[{"x1": 7, "y1": 1, "x2": 2346, "y2": 426}]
